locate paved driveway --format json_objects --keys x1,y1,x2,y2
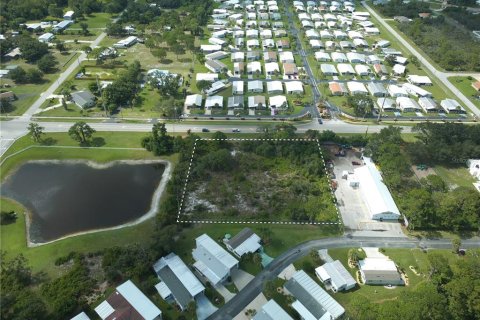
[
  {"x1": 214, "y1": 284, "x2": 235, "y2": 302},
  {"x1": 231, "y1": 268, "x2": 254, "y2": 291},
  {"x1": 195, "y1": 293, "x2": 218, "y2": 320}
]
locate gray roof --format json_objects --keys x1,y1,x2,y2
[
  {"x1": 228, "y1": 228, "x2": 255, "y2": 250},
  {"x1": 285, "y1": 270, "x2": 345, "y2": 319},
  {"x1": 367, "y1": 82, "x2": 387, "y2": 95},
  {"x1": 153, "y1": 253, "x2": 205, "y2": 310},
  {"x1": 228, "y1": 95, "x2": 244, "y2": 108},
  {"x1": 362, "y1": 270, "x2": 403, "y2": 282},
  {"x1": 321, "y1": 260, "x2": 356, "y2": 290},
  {"x1": 253, "y1": 299, "x2": 293, "y2": 320},
  {"x1": 71, "y1": 90, "x2": 95, "y2": 107}
]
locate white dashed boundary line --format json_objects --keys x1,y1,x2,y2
[{"x1": 176, "y1": 138, "x2": 342, "y2": 226}]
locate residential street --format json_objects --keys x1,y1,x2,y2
[{"x1": 207, "y1": 235, "x2": 480, "y2": 320}]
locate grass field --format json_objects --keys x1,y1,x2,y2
[
  {"x1": 70, "y1": 13, "x2": 113, "y2": 29},
  {"x1": 0, "y1": 132, "x2": 178, "y2": 276},
  {"x1": 433, "y1": 165, "x2": 476, "y2": 189},
  {"x1": 448, "y1": 76, "x2": 480, "y2": 110}
]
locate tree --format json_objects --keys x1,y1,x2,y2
[
  {"x1": 385, "y1": 54, "x2": 396, "y2": 67},
  {"x1": 452, "y1": 238, "x2": 461, "y2": 253},
  {"x1": 141, "y1": 123, "x2": 175, "y2": 155},
  {"x1": 27, "y1": 123, "x2": 45, "y2": 143},
  {"x1": 18, "y1": 36, "x2": 49, "y2": 62},
  {"x1": 9, "y1": 67, "x2": 27, "y2": 84},
  {"x1": 0, "y1": 211, "x2": 17, "y2": 225},
  {"x1": 348, "y1": 249, "x2": 359, "y2": 265},
  {"x1": 68, "y1": 122, "x2": 96, "y2": 143},
  {"x1": 55, "y1": 41, "x2": 67, "y2": 52},
  {"x1": 196, "y1": 80, "x2": 212, "y2": 92},
  {"x1": 26, "y1": 68, "x2": 44, "y2": 83},
  {"x1": 0, "y1": 98, "x2": 15, "y2": 114},
  {"x1": 155, "y1": 74, "x2": 181, "y2": 97},
  {"x1": 80, "y1": 22, "x2": 89, "y2": 36},
  {"x1": 151, "y1": 48, "x2": 167, "y2": 62},
  {"x1": 347, "y1": 95, "x2": 374, "y2": 118},
  {"x1": 37, "y1": 54, "x2": 57, "y2": 73},
  {"x1": 171, "y1": 43, "x2": 185, "y2": 59}
]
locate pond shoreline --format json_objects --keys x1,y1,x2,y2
[{"x1": 16, "y1": 159, "x2": 173, "y2": 247}]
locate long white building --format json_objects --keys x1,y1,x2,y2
[{"x1": 354, "y1": 157, "x2": 401, "y2": 220}]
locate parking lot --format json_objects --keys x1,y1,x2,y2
[{"x1": 328, "y1": 148, "x2": 405, "y2": 237}]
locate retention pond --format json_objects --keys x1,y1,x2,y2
[{"x1": 1, "y1": 160, "x2": 168, "y2": 244}]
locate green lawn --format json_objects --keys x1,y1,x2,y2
[
  {"x1": 433, "y1": 165, "x2": 476, "y2": 189},
  {"x1": 327, "y1": 248, "x2": 462, "y2": 316},
  {"x1": 70, "y1": 13, "x2": 113, "y2": 29},
  {"x1": 0, "y1": 132, "x2": 177, "y2": 276},
  {"x1": 448, "y1": 76, "x2": 480, "y2": 110}
]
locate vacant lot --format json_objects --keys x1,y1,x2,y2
[{"x1": 180, "y1": 139, "x2": 338, "y2": 223}]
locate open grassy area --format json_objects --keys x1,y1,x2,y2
[
  {"x1": 0, "y1": 132, "x2": 178, "y2": 276},
  {"x1": 448, "y1": 76, "x2": 480, "y2": 110},
  {"x1": 70, "y1": 13, "x2": 113, "y2": 29},
  {"x1": 433, "y1": 165, "x2": 476, "y2": 189}
]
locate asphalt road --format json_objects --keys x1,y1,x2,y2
[
  {"x1": 207, "y1": 235, "x2": 480, "y2": 320},
  {"x1": 362, "y1": 1, "x2": 480, "y2": 118}
]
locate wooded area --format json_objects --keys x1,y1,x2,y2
[{"x1": 366, "y1": 124, "x2": 480, "y2": 231}]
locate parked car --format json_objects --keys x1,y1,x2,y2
[
  {"x1": 232, "y1": 128, "x2": 241, "y2": 132},
  {"x1": 352, "y1": 161, "x2": 361, "y2": 165},
  {"x1": 202, "y1": 128, "x2": 210, "y2": 132}
]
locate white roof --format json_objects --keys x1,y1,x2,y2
[
  {"x1": 269, "y1": 95, "x2": 287, "y2": 108},
  {"x1": 267, "y1": 80, "x2": 283, "y2": 92},
  {"x1": 233, "y1": 81, "x2": 244, "y2": 91},
  {"x1": 193, "y1": 234, "x2": 238, "y2": 284},
  {"x1": 306, "y1": 29, "x2": 320, "y2": 38},
  {"x1": 441, "y1": 98, "x2": 464, "y2": 112},
  {"x1": 185, "y1": 94, "x2": 203, "y2": 106},
  {"x1": 388, "y1": 84, "x2": 408, "y2": 97},
  {"x1": 279, "y1": 51, "x2": 294, "y2": 62},
  {"x1": 285, "y1": 81, "x2": 303, "y2": 93},
  {"x1": 359, "y1": 258, "x2": 398, "y2": 272},
  {"x1": 316, "y1": 260, "x2": 356, "y2": 291},
  {"x1": 338, "y1": 63, "x2": 355, "y2": 74},
  {"x1": 39, "y1": 33, "x2": 54, "y2": 40},
  {"x1": 393, "y1": 64, "x2": 406, "y2": 75},
  {"x1": 116, "y1": 280, "x2": 162, "y2": 320},
  {"x1": 346, "y1": 52, "x2": 365, "y2": 63},
  {"x1": 407, "y1": 75, "x2": 432, "y2": 85},
  {"x1": 95, "y1": 301, "x2": 115, "y2": 319},
  {"x1": 377, "y1": 97, "x2": 395, "y2": 110},
  {"x1": 315, "y1": 51, "x2": 330, "y2": 60},
  {"x1": 248, "y1": 80, "x2": 263, "y2": 91},
  {"x1": 196, "y1": 73, "x2": 218, "y2": 81},
  {"x1": 402, "y1": 83, "x2": 431, "y2": 97},
  {"x1": 201, "y1": 44, "x2": 222, "y2": 52},
  {"x1": 321, "y1": 64, "x2": 337, "y2": 74},
  {"x1": 353, "y1": 157, "x2": 401, "y2": 218},
  {"x1": 64, "y1": 10, "x2": 74, "y2": 17},
  {"x1": 70, "y1": 312, "x2": 91, "y2": 320},
  {"x1": 347, "y1": 81, "x2": 367, "y2": 93},
  {"x1": 254, "y1": 299, "x2": 294, "y2": 320},
  {"x1": 205, "y1": 95, "x2": 224, "y2": 108},
  {"x1": 418, "y1": 97, "x2": 437, "y2": 111},
  {"x1": 331, "y1": 52, "x2": 347, "y2": 62},
  {"x1": 155, "y1": 281, "x2": 172, "y2": 299},
  {"x1": 355, "y1": 64, "x2": 370, "y2": 74},
  {"x1": 265, "y1": 62, "x2": 279, "y2": 73},
  {"x1": 396, "y1": 97, "x2": 421, "y2": 111}
]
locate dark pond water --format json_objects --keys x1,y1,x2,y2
[{"x1": 1, "y1": 161, "x2": 165, "y2": 243}]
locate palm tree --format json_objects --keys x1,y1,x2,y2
[{"x1": 27, "y1": 123, "x2": 45, "y2": 143}]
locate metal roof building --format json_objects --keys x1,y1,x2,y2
[
  {"x1": 70, "y1": 312, "x2": 91, "y2": 320},
  {"x1": 285, "y1": 270, "x2": 345, "y2": 320},
  {"x1": 153, "y1": 253, "x2": 205, "y2": 311},
  {"x1": 95, "y1": 280, "x2": 162, "y2": 320},
  {"x1": 315, "y1": 260, "x2": 356, "y2": 292},
  {"x1": 354, "y1": 157, "x2": 401, "y2": 220},
  {"x1": 359, "y1": 258, "x2": 404, "y2": 285},
  {"x1": 192, "y1": 234, "x2": 239, "y2": 285},
  {"x1": 253, "y1": 299, "x2": 293, "y2": 320}
]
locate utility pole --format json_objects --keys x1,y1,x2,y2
[{"x1": 96, "y1": 75, "x2": 108, "y2": 117}]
